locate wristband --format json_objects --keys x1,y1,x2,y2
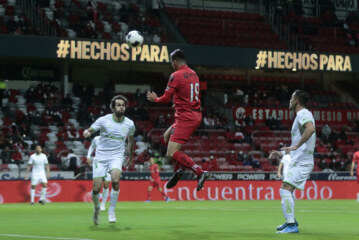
[{"x1": 281, "y1": 150, "x2": 286, "y2": 157}]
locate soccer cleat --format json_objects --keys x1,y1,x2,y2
[
  {"x1": 93, "y1": 207, "x2": 100, "y2": 225},
  {"x1": 166, "y1": 169, "x2": 183, "y2": 189},
  {"x1": 276, "y1": 224, "x2": 299, "y2": 233},
  {"x1": 38, "y1": 199, "x2": 46, "y2": 205},
  {"x1": 100, "y1": 205, "x2": 105, "y2": 211},
  {"x1": 276, "y1": 219, "x2": 299, "y2": 231},
  {"x1": 197, "y1": 171, "x2": 210, "y2": 191},
  {"x1": 144, "y1": 200, "x2": 151, "y2": 203},
  {"x1": 30, "y1": 202, "x2": 34, "y2": 205},
  {"x1": 165, "y1": 197, "x2": 170, "y2": 202},
  {"x1": 108, "y1": 211, "x2": 116, "y2": 223}
]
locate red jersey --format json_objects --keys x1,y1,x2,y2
[
  {"x1": 155, "y1": 65, "x2": 201, "y2": 120},
  {"x1": 352, "y1": 151, "x2": 359, "y2": 174},
  {"x1": 150, "y1": 163, "x2": 160, "y2": 179}
]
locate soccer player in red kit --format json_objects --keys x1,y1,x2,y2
[
  {"x1": 147, "y1": 49, "x2": 209, "y2": 191},
  {"x1": 146, "y1": 157, "x2": 169, "y2": 202},
  {"x1": 350, "y1": 151, "x2": 359, "y2": 201},
  {"x1": 350, "y1": 151, "x2": 359, "y2": 183}
]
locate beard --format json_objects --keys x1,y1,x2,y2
[{"x1": 115, "y1": 111, "x2": 124, "y2": 118}]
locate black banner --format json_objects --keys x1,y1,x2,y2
[
  {"x1": 121, "y1": 172, "x2": 357, "y2": 181},
  {"x1": 0, "y1": 35, "x2": 358, "y2": 72},
  {"x1": 3, "y1": 65, "x2": 59, "y2": 81}
]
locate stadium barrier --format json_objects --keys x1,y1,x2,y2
[{"x1": 0, "y1": 180, "x2": 358, "y2": 203}]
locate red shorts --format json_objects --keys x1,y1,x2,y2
[
  {"x1": 170, "y1": 112, "x2": 202, "y2": 145},
  {"x1": 149, "y1": 178, "x2": 162, "y2": 188}
]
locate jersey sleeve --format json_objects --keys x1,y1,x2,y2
[
  {"x1": 44, "y1": 155, "x2": 49, "y2": 164},
  {"x1": 297, "y1": 110, "x2": 314, "y2": 126},
  {"x1": 90, "y1": 117, "x2": 104, "y2": 132},
  {"x1": 167, "y1": 74, "x2": 178, "y2": 89},
  {"x1": 155, "y1": 74, "x2": 176, "y2": 103},
  {"x1": 128, "y1": 123, "x2": 135, "y2": 136},
  {"x1": 353, "y1": 152, "x2": 359, "y2": 163},
  {"x1": 28, "y1": 155, "x2": 33, "y2": 165}
]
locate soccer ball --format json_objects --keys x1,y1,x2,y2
[{"x1": 126, "y1": 30, "x2": 144, "y2": 48}]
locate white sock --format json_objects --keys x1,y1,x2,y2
[
  {"x1": 101, "y1": 188, "x2": 110, "y2": 206},
  {"x1": 280, "y1": 188, "x2": 295, "y2": 224},
  {"x1": 40, "y1": 187, "x2": 47, "y2": 200},
  {"x1": 109, "y1": 189, "x2": 120, "y2": 213},
  {"x1": 30, "y1": 189, "x2": 35, "y2": 203},
  {"x1": 92, "y1": 191, "x2": 100, "y2": 209}
]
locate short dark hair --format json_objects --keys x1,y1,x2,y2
[
  {"x1": 170, "y1": 49, "x2": 186, "y2": 62},
  {"x1": 110, "y1": 95, "x2": 128, "y2": 110},
  {"x1": 294, "y1": 90, "x2": 310, "y2": 107}
]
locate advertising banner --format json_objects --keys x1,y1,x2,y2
[
  {"x1": 233, "y1": 106, "x2": 359, "y2": 125},
  {"x1": 0, "y1": 36, "x2": 359, "y2": 72},
  {"x1": 0, "y1": 180, "x2": 357, "y2": 203}
]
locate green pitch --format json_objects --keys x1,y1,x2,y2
[{"x1": 0, "y1": 200, "x2": 358, "y2": 240}]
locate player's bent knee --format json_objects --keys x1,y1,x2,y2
[{"x1": 281, "y1": 182, "x2": 294, "y2": 191}]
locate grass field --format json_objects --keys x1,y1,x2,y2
[{"x1": 1, "y1": 200, "x2": 358, "y2": 240}]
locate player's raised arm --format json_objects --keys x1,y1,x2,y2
[{"x1": 83, "y1": 128, "x2": 94, "y2": 138}]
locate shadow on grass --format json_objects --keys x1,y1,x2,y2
[{"x1": 89, "y1": 225, "x2": 131, "y2": 232}]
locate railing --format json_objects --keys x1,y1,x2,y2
[{"x1": 18, "y1": 0, "x2": 57, "y2": 37}]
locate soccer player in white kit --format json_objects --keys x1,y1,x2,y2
[
  {"x1": 269, "y1": 90, "x2": 316, "y2": 233},
  {"x1": 83, "y1": 95, "x2": 135, "y2": 225},
  {"x1": 277, "y1": 154, "x2": 291, "y2": 179},
  {"x1": 24, "y1": 145, "x2": 50, "y2": 205},
  {"x1": 87, "y1": 136, "x2": 112, "y2": 211}
]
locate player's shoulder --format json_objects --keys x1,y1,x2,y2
[
  {"x1": 95, "y1": 114, "x2": 111, "y2": 122},
  {"x1": 298, "y1": 108, "x2": 314, "y2": 118},
  {"x1": 124, "y1": 117, "x2": 135, "y2": 126}
]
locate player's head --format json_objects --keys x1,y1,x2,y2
[
  {"x1": 170, "y1": 49, "x2": 186, "y2": 71},
  {"x1": 150, "y1": 157, "x2": 155, "y2": 165},
  {"x1": 110, "y1": 95, "x2": 127, "y2": 118},
  {"x1": 35, "y1": 144, "x2": 42, "y2": 154},
  {"x1": 290, "y1": 90, "x2": 310, "y2": 111}
]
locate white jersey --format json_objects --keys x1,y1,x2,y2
[
  {"x1": 90, "y1": 114, "x2": 135, "y2": 161},
  {"x1": 281, "y1": 154, "x2": 292, "y2": 178},
  {"x1": 28, "y1": 153, "x2": 48, "y2": 177},
  {"x1": 87, "y1": 136, "x2": 100, "y2": 158},
  {"x1": 290, "y1": 108, "x2": 316, "y2": 164}
]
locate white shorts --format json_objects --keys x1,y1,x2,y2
[
  {"x1": 31, "y1": 175, "x2": 47, "y2": 186},
  {"x1": 93, "y1": 158, "x2": 124, "y2": 179},
  {"x1": 283, "y1": 155, "x2": 313, "y2": 190}
]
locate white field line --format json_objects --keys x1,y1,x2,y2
[{"x1": 0, "y1": 234, "x2": 95, "y2": 240}]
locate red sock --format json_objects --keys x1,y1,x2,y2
[
  {"x1": 172, "y1": 151, "x2": 204, "y2": 176},
  {"x1": 147, "y1": 191, "x2": 151, "y2": 201}
]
